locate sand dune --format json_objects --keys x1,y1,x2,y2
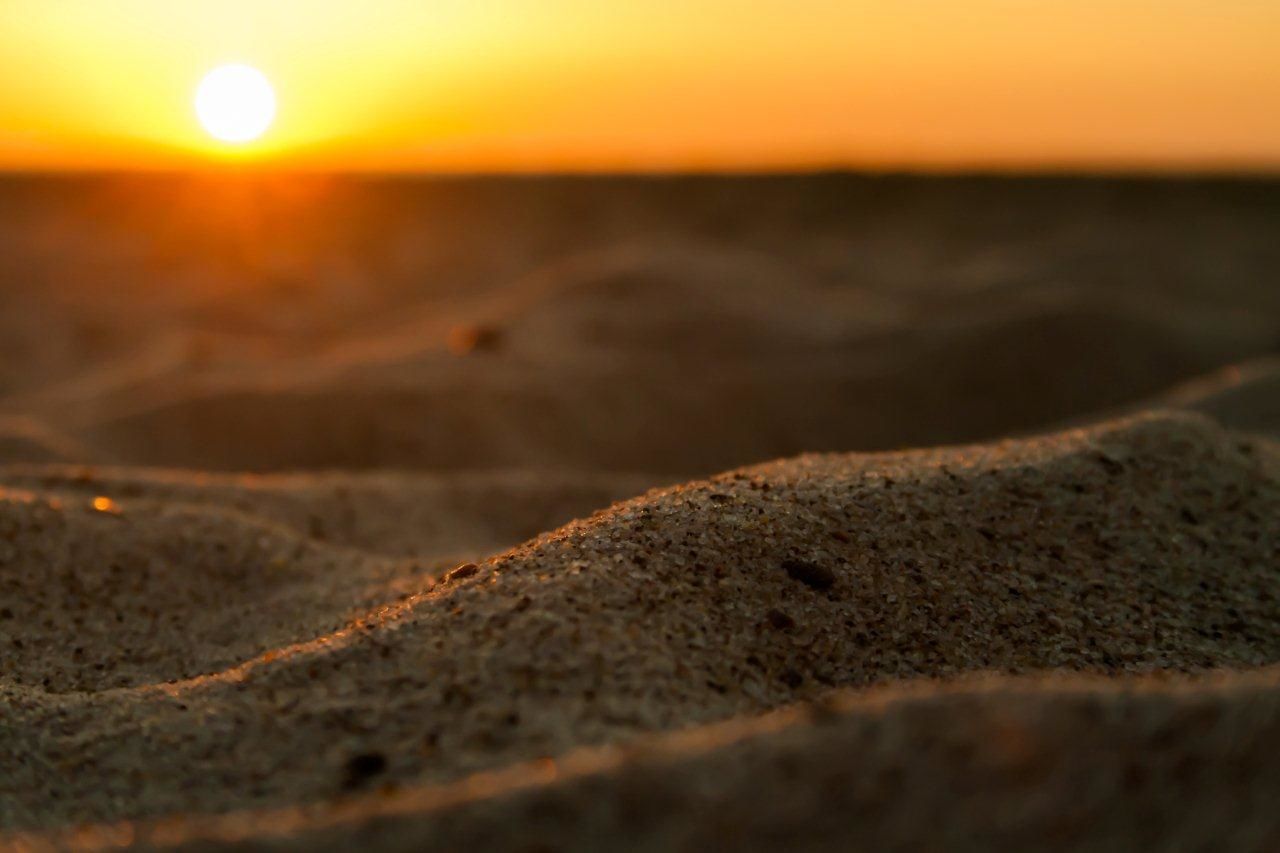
[
  {"x1": 3, "y1": 411, "x2": 1278, "y2": 845},
  {"x1": 0, "y1": 466, "x2": 656, "y2": 560},
  {"x1": 4, "y1": 290, "x2": 1267, "y2": 474},
  {"x1": 4, "y1": 176, "x2": 1279, "y2": 475},
  {"x1": 2, "y1": 175, "x2": 1279, "y2": 849}
]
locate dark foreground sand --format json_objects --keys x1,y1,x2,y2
[
  {"x1": 2, "y1": 412, "x2": 1279, "y2": 850},
  {"x1": 2, "y1": 175, "x2": 1280, "y2": 850},
  {"x1": 37, "y1": 670, "x2": 1280, "y2": 851}
]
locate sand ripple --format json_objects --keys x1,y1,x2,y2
[{"x1": 2, "y1": 411, "x2": 1278, "y2": 847}]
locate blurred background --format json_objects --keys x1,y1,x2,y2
[{"x1": 0, "y1": 1, "x2": 1277, "y2": 474}]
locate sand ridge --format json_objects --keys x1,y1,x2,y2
[
  {"x1": 21, "y1": 286, "x2": 1273, "y2": 474},
  {"x1": 28, "y1": 668, "x2": 1280, "y2": 852},
  {"x1": 3, "y1": 175, "x2": 1280, "y2": 849},
  {"x1": 4, "y1": 177, "x2": 1279, "y2": 473},
  {"x1": 2, "y1": 411, "x2": 1278, "y2": 842}
]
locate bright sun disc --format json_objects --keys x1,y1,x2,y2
[{"x1": 195, "y1": 64, "x2": 276, "y2": 144}]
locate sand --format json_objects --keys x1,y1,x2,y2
[
  {"x1": 2, "y1": 174, "x2": 1280, "y2": 850},
  {"x1": 3, "y1": 411, "x2": 1279, "y2": 849},
  {"x1": 32, "y1": 670, "x2": 1280, "y2": 851}
]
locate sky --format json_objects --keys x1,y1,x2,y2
[{"x1": 1, "y1": 0, "x2": 1278, "y2": 172}]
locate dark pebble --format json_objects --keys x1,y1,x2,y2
[
  {"x1": 448, "y1": 324, "x2": 503, "y2": 355},
  {"x1": 343, "y1": 752, "x2": 388, "y2": 789},
  {"x1": 1095, "y1": 453, "x2": 1124, "y2": 475},
  {"x1": 765, "y1": 608, "x2": 796, "y2": 630},
  {"x1": 782, "y1": 559, "x2": 835, "y2": 591}
]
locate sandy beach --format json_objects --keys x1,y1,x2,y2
[{"x1": 2, "y1": 174, "x2": 1280, "y2": 850}]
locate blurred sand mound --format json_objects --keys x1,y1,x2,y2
[
  {"x1": 2, "y1": 175, "x2": 1279, "y2": 473},
  {"x1": 29, "y1": 276, "x2": 1275, "y2": 473},
  {"x1": 48, "y1": 669, "x2": 1280, "y2": 852}
]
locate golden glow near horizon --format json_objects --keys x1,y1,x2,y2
[
  {"x1": 0, "y1": 1, "x2": 1278, "y2": 171},
  {"x1": 195, "y1": 65, "x2": 277, "y2": 144}
]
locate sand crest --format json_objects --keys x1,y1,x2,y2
[
  {"x1": 3, "y1": 411, "x2": 1278, "y2": 846},
  {"x1": 3, "y1": 175, "x2": 1280, "y2": 849}
]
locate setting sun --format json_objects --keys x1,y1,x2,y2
[
  {"x1": 195, "y1": 64, "x2": 276, "y2": 144},
  {"x1": 1, "y1": 1, "x2": 1279, "y2": 170}
]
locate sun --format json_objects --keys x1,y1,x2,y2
[{"x1": 195, "y1": 64, "x2": 277, "y2": 144}]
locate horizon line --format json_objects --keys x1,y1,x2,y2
[{"x1": 2, "y1": 161, "x2": 1280, "y2": 182}]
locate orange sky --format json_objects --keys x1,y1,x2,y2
[{"x1": 1, "y1": 0, "x2": 1278, "y2": 172}]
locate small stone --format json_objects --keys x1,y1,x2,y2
[
  {"x1": 782, "y1": 559, "x2": 835, "y2": 591},
  {"x1": 765, "y1": 609, "x2": 795, "y2": 630},
  {"x1": 342, "y1": 752, "x2": 387, "y2": 790},
  {"x1": 446, "y1": 563, "x2": 479, "y2": 583},
  {"x1": 448, "y1": 324, "x2": 503, "y2": 355},
  {"x1": 1095, "y1": 451, "x2": 1125, "y2": 476}
]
